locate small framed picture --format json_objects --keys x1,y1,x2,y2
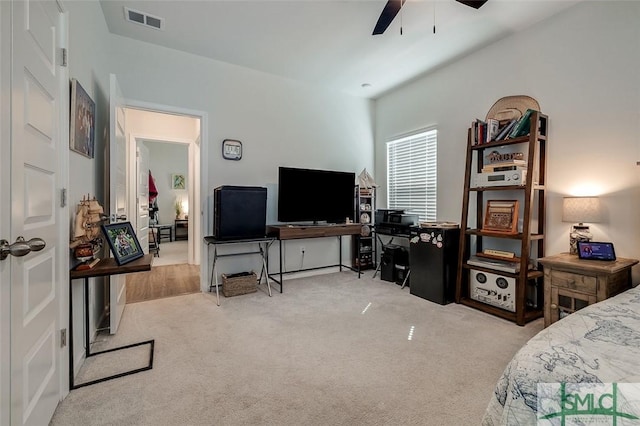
[
  {"x1": 483, "y1": 200, "x2": 519, "y2": 234},
  {"x1": 171, "y1": 174, "x2": 186, "y2": 189},
  {"x1": 69, "y1": 78, "x2": 96, "y2": 158},
  {"x1": 101, "y1": 222, "x2": 144, "y2": 265}
]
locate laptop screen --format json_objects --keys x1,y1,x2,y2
[{"x1": 577, "y1": 241, "x2": 616, "y2": 261}]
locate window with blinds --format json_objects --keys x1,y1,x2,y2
[{"x1": 386, "y1": 129, "x2": 437, "y2": 222}]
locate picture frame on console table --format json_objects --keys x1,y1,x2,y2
[
  {"x1": 483, "y1": 200, "x2": 519, "y2": 234},
  {"x1": 101, "y1": 221, "x2": 144, "y2": 265}
]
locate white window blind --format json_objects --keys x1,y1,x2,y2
[{"x1": 386, "y1": 129, "x2": 437, "y2": 222}]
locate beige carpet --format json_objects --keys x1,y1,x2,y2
[
  {"x1": 152, "y1": 240, "x2": 188, "y2": 267},
  {"x1": 52, "y1": 271, "x2": 543, "y2": 425}
]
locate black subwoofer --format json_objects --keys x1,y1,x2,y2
[
  {"x1": 380, "y1": 244, "x2": 407, "y2": 283},
  {"x1": 213, "y1": 186, "x2": 267, "y2": 240}
]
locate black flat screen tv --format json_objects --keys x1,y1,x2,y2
[{"x1": 278, "y1": 167, "x2": 355, "y2": 224}]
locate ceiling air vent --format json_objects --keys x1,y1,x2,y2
[{"x1": 124, "y1": 7, "x2": 164, "y2": 31}]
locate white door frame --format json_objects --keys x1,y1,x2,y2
[
  {"x1": 124, "y1": 99, "x2": 208, "y2": 288},
  {"x1": 129, "y1": 134, "x2": 197, "y2": 262}
]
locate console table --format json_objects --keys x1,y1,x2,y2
[
  {"x1": 266, "y1": 224, "x2": 363, "y2": 291},
  {"x1": 69, "y1": 254, "x2": 154, "y2": 389},
  {"x1": 204, "y1": 236, "x2": 275, "y2": 306}
]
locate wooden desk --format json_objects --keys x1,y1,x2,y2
[
  {"x1": 539, "y1": 253, "x2": 639, "y2": 327},
  {"x1": 69, "y1": 254, "x2": 154, "y2": 389},
  {"x1": 266, "y1": 224, "x2": 363, "y2": 290}
]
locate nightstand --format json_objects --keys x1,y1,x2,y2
[
  {"x1": 539, "y1": 253, "x2": 638, "y2": 327},
  {"x1": 175, "y1": 219, "x2": 188, "y2": 240}
]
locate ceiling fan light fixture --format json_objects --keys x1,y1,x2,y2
[{"x1": 455, "y1": 0, "x2": 489, "y2": 10}]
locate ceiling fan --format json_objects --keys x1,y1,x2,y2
[{"x1": 372, "y1": 0, "x2": 488, "y2": 35}]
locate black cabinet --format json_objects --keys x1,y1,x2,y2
[
  {"x1": 409, "y1": 226, "x2": 460, "y2": 305},
  {"x1": 175, "y1": 219, "x2": 188, "y2": 240}
]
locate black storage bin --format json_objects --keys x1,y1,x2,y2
[{"x1": 409, "y1": 226, "x2": 460, "y2": 304}]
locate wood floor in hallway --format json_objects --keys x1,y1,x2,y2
[{"x1": 126, "y1": 263, "x2": 200, "y2": 303}]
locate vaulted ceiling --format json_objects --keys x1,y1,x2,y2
[{"x1": 99, "y1": 0, "x2": 581, "y2": 98}]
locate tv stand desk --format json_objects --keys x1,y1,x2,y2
[
  {"x1": 267, "y1": 224, "x2": 363, "y2": 291},
  {"x1": 69, "y1": 254, "x2": 154, "y2": 389}
]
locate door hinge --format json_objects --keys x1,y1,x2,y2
[
  {"x1": 61, "y1": 188, "x2": 67, "y2": 207},
  {"x1": 58, "y1": 48, "x2": 67, "y2": 67},
  {"x1": 60, "y1": 329, "x2": 67, "y2": 348}
]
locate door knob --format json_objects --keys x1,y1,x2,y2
[
  {"x1": 110, "y1": 214, "x2": 127, "y2": 222},
  {"x1": 0, "y1": 236, "x2": 46, "y2": 260}
]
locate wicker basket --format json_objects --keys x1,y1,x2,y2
[{"x1": 222, "y1": 271, "x2": 257, "y2": 297}]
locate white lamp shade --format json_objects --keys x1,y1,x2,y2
[{"x1": 562, "y1": 197, "x2": 601, "y2": 223}]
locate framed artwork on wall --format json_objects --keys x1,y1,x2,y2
[
  {"x1": 101, "y1": 222, "x2": 144, "y2": 265},
  {"x1": 171, "y1": 174, "x2": 186, "y2": 189},
  {"x1": 69, "y1": 78, "x2": 96, "y2": 158}
]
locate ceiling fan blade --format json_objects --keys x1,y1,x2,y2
[
  {"x1": 372, "y1": 0, "x2": 405, "y2": 35},
  {"x1": 455, "y1": 0, "x2": 488, "y2": 9}
]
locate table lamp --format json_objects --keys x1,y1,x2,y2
[{"x1": 562, "y1": 196, "x2": 601, "y2": 254}]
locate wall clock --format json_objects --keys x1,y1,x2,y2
[{"x1": 222, "y1": 139, "x2": 242, "y2": 160}]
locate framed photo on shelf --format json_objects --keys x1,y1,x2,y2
[
  {"x1": 69, "y1": 78, "x2": 96, "y2": 158},
  {"x1": 101, "y1": 221, "x2": 144, "y2": 265},
  {"x1": 483, "y1": 200, "x2": 519, "y2": 234},
  {"x1": 171, "y1": 173, "x2": 186, "y2": 189}
]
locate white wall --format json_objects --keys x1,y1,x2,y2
[
  {"x1": 375, "y1": 1, "x2": 640, "y2": 281},
  {"x1": 67, "y1": 1, "x2": 374, "y2": 285},
  {"x1": 146, "y1": 142, "x2": 189, "y2": 225},
  {"x1": 104, "y1": 33, "x2": 376, "y2": 276},
  {"x1": 125, "y1": 108, "x2": 198, "y2": 225},
  {"x1": 66, "y1": 0, "x2": 112, "y2": 375}
]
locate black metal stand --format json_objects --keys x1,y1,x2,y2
[
  {"x1": 204, "y1": 236, "x2": 276, "y2": 306},
  {"x1": 268, "y1": 235, "x2": 361, "y2": 292},
  {"x1": 69, "y1": 255, "x2": 154, "y2": 390}
]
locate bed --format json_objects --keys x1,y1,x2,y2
[{"x1": 482, "y1": 285, "x2": 640, "y2": 425}]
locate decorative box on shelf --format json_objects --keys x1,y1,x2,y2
[{"x1": 222, "y1": 271, "x2": 257, "y2": 297}]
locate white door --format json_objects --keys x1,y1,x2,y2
[
  {"x1": 109, "y1": 74, "x2": 128, "y2": 334},
  {"x1": 2, "y1": 1, "x2": 65, "y2": 424},
  {"x1": 136, "y1": 144, "x2": 150, "y2": 253},
  {"x1": 0, "y1": 3, "x2": 10, "y2": 422}
]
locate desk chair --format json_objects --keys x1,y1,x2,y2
[{"x1": 151, "y1": 224, "x2": 173, "y2": 243}]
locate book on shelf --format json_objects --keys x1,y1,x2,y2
[
  {"x1": 486, "y1": 118, "x2": 499, "y2": 142},
  {"x1": 75, "y1": 257, "x2": 100, "y2": 271},
  {"x1": 494, "y1": 119, "x2": 517, "y2": 141},
  {"x1": 476, "y1": 252, "x2": 520, "y2": 263},
  {"x1": 508, "y1": 109, "x2": 536, "y2": 139}
]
